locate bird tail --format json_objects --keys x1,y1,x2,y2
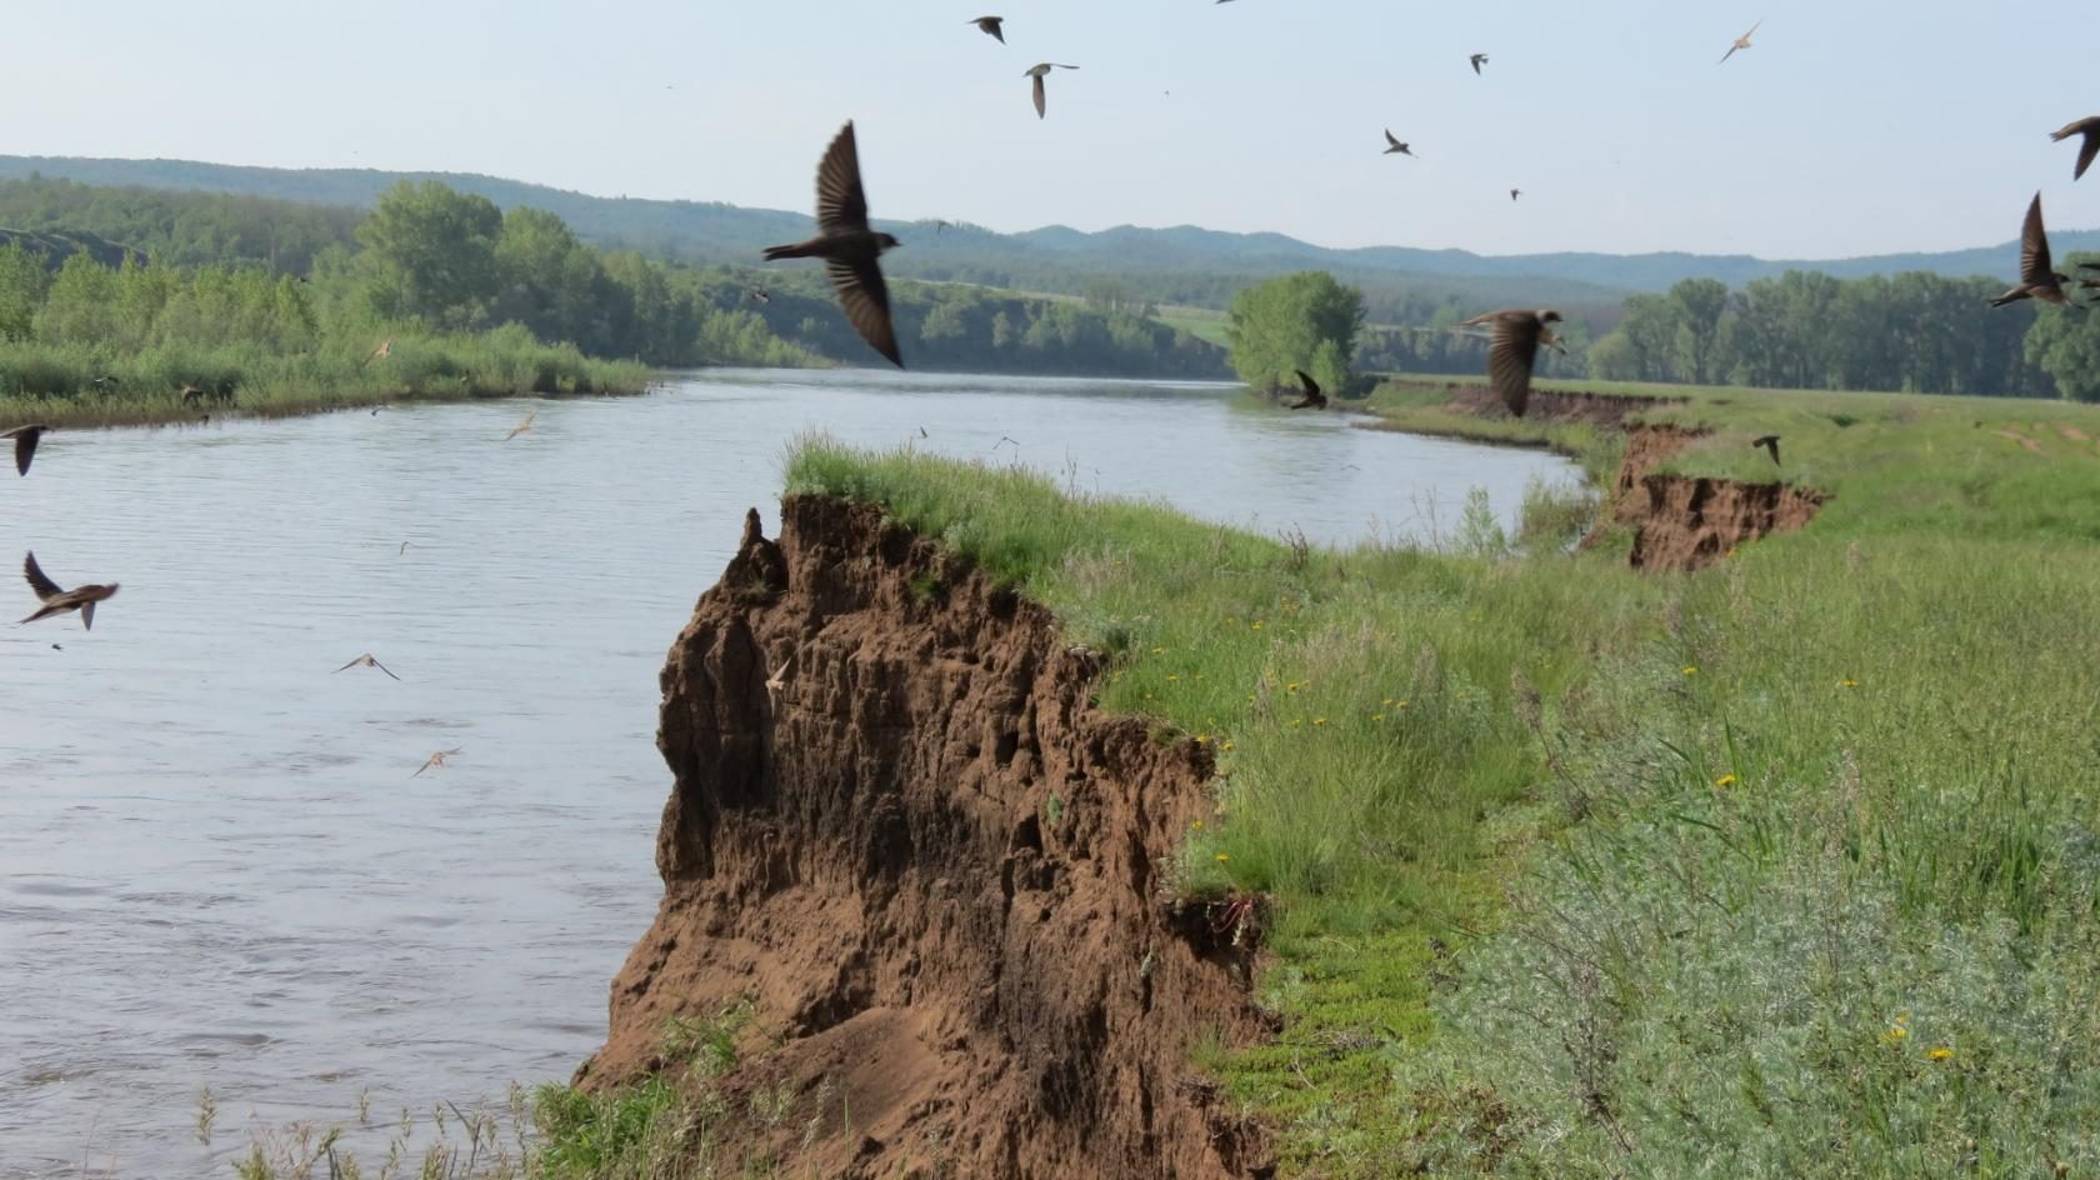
[
  {"x1": 763, "y1": 242, "x2": 815, "y2": 261},
  {"x1": 1989, "y1": 293, "x2": 2025, "y2": 308}
]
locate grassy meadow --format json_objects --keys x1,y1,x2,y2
[{"x1": 779, "y1": 376, "x2": 2100, "y2": 1178}]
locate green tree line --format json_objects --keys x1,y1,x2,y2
[{"x1": 1584, "y1": 272, "x2": 2072, "y2": 398}]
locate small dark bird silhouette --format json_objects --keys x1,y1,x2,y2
[
  {"x1": 763, "y1": 122, "x2": 904, "y2": 367},
  {"x1": 20, "y1": 552, "x2": 119, "y2": 630},
  {"x1": 1752, "y1": 435, "x2": 1782, "y2": 466},
  {"x1": 969, "y1": 16, "x2": 1004, "y2": 43},
  {"x1": 5, "y1": 424, "x2": 49, "y2": 476},
  {"x1": 1470, "y1": 53, "x2": 1488, "y2": 75},
  {"x1": 1383, "y1": 130, "x2": 1416, "y2": 157},
  {"x1": 1510, "y1": 188, "x2": 1522, "y2": 202},
  {"x1": 413, "y1": 748, "x2": 463, "y2": 778},
  {"x1": 2051, "y1": 117, "x2": 2100, "y2": 182},
  {"x1": 335, "y1": 653, "x2": 402, "y2": 680},
  {"x1": 1286, "y1": 369, "x2": 1327, "y2": 410},
  {"x1": 1024, "y1": 63, "x2": 1079, "y2": 119},
  {"x1": 1991, "y1": 193, "x2": 2071, "y2": 308},
  {"x1": 1460, "y1": 309, "x2": 1562, "y2": 417},
  {"x1": 1719, "y1": 19, "x2": 1761, "y2": 63}
]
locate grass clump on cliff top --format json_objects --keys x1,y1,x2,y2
[{"x1": 786, "y1": 392, "x2": 2100, "y2": 1179}]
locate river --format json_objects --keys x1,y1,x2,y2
[{"x1": 0, "y1": 368, "x2": 1577, "y2": 1177}]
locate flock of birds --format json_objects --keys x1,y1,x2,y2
[
  {"x1": 9, "y1": 397, "x2": 542, "y2": 776},
  {"x1": 755, "y1": 13, "x2": 2100, "y2": 454}
]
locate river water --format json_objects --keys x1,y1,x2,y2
[{"x1": 0, "y1": 368, "x2": 1576, "y2": 1177}]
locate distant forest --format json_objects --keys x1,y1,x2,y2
[
  {"x1": 0, "y1": 169, "x2": 2095, "y2": 399},
  {"x1": 0, "y1": 176, "x2": 1228, "y2": 379}
]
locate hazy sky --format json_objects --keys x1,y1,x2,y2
[{"x1": 7, "y1": 1, "x2": 2095, "y2": 259}]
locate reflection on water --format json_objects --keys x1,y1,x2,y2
[{"x1": 0, "y1": 368, "x2": 1575, "y2": 1176}]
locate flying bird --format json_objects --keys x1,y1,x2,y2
[
  {"x1": 503, "y1": 409, "x2": 537, "y2": 441},
  {"x1": 20, "y1": 552, "x2": 119, "y2": 630},
  {"x1": 2050, "y1": 116, "x2": 2100, "y2": 182},
  {"x1": 412, "y1": 748, "x2": 463, "y2": 778},
  {"x1": 969, "y1": 16, "x2": 1004, "y2": 43},
  {"x1": 335, "y1": 653, "x2": 402, "y2": 681},
  {"x1": 1024, "y1": 63, "x2": 1079, "y2": 120},
  {"x1": 364, "y1": 337, "x2": 393, "y2": 367},
  {"x1": 1383, "y1": 130, "x2": 1416, "y2": 157},
  {"x1": 1719, "y1": 19, "x2": 1761, "y2": 64},
  {"x1": 1459, "y1": 309, "x2": 1562, "y2": 417},
  {"x1": 4, "y1": 424, "x2": 48, "y2": 476},
  {"x1": 762, "y1": 122, "x2": 905, "y2": 367},
  {"x1": 1286, "y1": 369, "x2": 1327, "y2": 410},
  {"x1": 749, "y1": 288, "x2": 771, "y2": 304},
  {"x1": 765, "y1": 652, "x2": 795, "y2": 709},
  {"x1": 1752, "y1": 435, "x2": 1782, "y2": 466},
  {"x1": 1510, "y1": 188, "x2": 1522, "y2": 202},
  {"x1": 1470, "y1": 53, "x2": 1488, "y2": 75},
  {"x1": 1990, "y1": 193, "x2": 2071, "y2": 308}
]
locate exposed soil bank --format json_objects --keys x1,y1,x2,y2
[
  {"x1": 1595, "y1": 423, "x2": 1826, "y2": 571},
  {"x1": 1418, "y1": 380, "x2": 1685, "y2": 427},
  {"x1": 585, "y1": 497, "x2": 1272, "y2": 1178}
]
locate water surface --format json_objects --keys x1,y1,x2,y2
[{"x1": 0, "y1": 368, "x2": 1576, "y2": 1177}]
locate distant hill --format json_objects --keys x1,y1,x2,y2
[
  {"x1": 0, "y1": 226, "x2": 140, "y2": 271},
  {"x1": 0, "y1": 155, "x2": 2078, "y2": 306}
]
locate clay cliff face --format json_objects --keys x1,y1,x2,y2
[
  {"x1": 585, "y1": 497, "x2": 1271, "y2": 1179},
  {"x1": 1598, "y1": 424, "x2": 1826, "y2": 571}
]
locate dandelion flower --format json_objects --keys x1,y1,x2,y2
[
  {"x1": 1215, "y1": 852, "x2": 1231, "y2": 863},
  {"x1": 1167, "y1": 674, "x2": 1181, "y2": 682},
  {"x1": 1194, "y1": 733, "x2": 1210, "y2": 744},
  {"x1": 1382, "y1": 698, "x2": 1395, "y2": 706},
  {"x1": 1286, "y1": 682, "x2": 1301, "y2": 693},
  {"x1": 1251, "y1": 621, "x2": 1264, "y2": 631},
  {"x1": 1372, "y1": 714, "x2": 1385, "y2": 722},
  {"x1": 1840, "y1": 678, "x2": 1859, "y2": 688},
  {"x1": 1682, "y1": 665, "x2": 1699, "y2": 677},
  {"x1": 1151, "y1": 646, "x2": 1166, "y2": 655},
  {"x1": 1928, "y1": 1046, "x2": 1953, "y2": 1062},
  {"x1": 1715, "y1": 773, "x2": 1738, "y2": 788},
  {"x1": 1397, "y1": 700, "x2": 1410, "y2": 709},
  {"x1": 1313, "y1": 718, "x2": 1327, "y2": 727},
  {"x1": 1191, "y1": 819, "x2": 1205, "y2": 830},
  {"x1": 1221, "y1": 741, "x2": 1235, "y2": 752},
  {"x1": 1883, "y1": 1023, "x2": 1910, "y2": 1045}
]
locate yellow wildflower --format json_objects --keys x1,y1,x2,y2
[
  {"x1": 1381, "y1": 698, "x2": 1395, "y2": 706},
  {"x1": 1715, "y1": 773, "x2": 1738, "y2": 788},
  {"x1": 1313, "y1": 718, "x2": 1328, "y2": 727},
  {"x1": 1928, "y1": 1046, "x2": 1953, "y2": 1062},
  {"x1": 1286, "y1": 681, "x2": 1301, "y2": 693},
  {"x1": 1372, "y1": 714, "x2": 1385, "y2": 722},
  {"x1": 1883, "y1": 1025, "x2": 1909, "y2": 1044},
  {"x1": 1215, "y1": 852, "x2": 1231, "y2": 863},
  {"x1": 1221, "y1": 741, "x2": 1235, "y2": 752},
  {"x1": 1251, "y1": 621, "x2": 1264, "y2": 631},
  {"x1": 1194, "y1": 733, "x2": 1210, "y2": 744},
  {"x1": 1840, "y1": 678, "x2": 1860, "y2": 688},
  {"x1": 1191, "y1": 819, "x2": 1205, "y2": 830},
  {"x1": 1151, "y1": 646, "x2": 1166, "y2": 655},
  {"x1": 1397, "y1": 700, "x2": 1410, "y2": 709},
  {"x1": 1682, "y1": 665, "x2": 1699, "y2": 677},
  {"x1": 1167, "y1": 674, "x2": 1181, "y2": 682}
]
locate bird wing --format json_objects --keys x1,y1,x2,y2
[
  {"x1": 815, "y1": 122, "x2": 871, "y2": 234},
  {"x1": 80, "y1": 600, "x2": 95, "y2": 631},
  {"x1": 373, "y1": 657, "x2": 402, "y2": 681},
  {"x1": 1032, "y1": 73, "x2": 1047, "y2": 118},
  {"x1": 1719, "y1": 44, "x2": 1738, "y2": 63},
  {"x1": 826, "y1": 259, "x2": 903, "y2": 367},
  {"x1": 1294, "y1": 369, "x2": 1321, "y2": 398},
  {"x1": 2020, "y1": 193, "x2": 2053, "y2": 285},
  {"x1": 1471, "y1": 56, "x2": 1483, "y2": 75},
  {"x1": 1385, "y1": 129, "x2": 1400, "y2": 148},
  {"x1": 2078, "y1": 129, "x2": 2100, "y2": 182},
  {"x1": 23, "y1": 552, "x2": 62, "y2": 601},
  {"x1": 1486, "y1": 313, "x2": 1545, "y2": 417},
  {"x1": 12, "y1": 426, "x2": 39, "y2": 476}
]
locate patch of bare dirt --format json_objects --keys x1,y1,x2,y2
[
  {"x1": 1625, "y1": 474, "x2": 1827, "y2": 571},
  {"x1": 1428, "y1": 382, "x2": 1684, "y2": 427},
  {"x1": 581, "y1": 498, "x2": 1273, "y2": 1179},
  {"x1": 1995, "y1": 428, "x2": 2045, "y2": 454}
]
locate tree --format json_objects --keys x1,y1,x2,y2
[
  {"x1": 1225, "y1": 271, "x2": 1365, "y2": 395},
  {"x1": 355, "y1": 181, "x2": 503, "y2": 331}
]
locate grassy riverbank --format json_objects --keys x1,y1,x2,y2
[
  {"x1": 0, "y1": 326, "x2": 655, "y2": 432},
  {"x1": 776, "y1": 375, "x2": 2100, "y2": 1177}
]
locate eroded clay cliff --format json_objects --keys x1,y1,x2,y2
[{"x1": 584, "y1": 497, "x2": 1271, "y2": 1179}]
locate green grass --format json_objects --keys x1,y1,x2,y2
[
  {"x1": 0, "y1": 324, "x2": 654, "y2": 432},
  {"x1": 780, "y1": 370, "x2": 2100, "y2": 1177}
]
